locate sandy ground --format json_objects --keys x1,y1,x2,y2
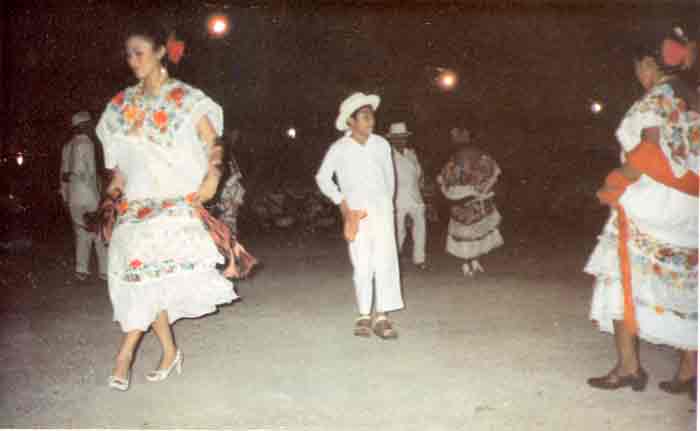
[{"x1": 0, "y1": 221, "x2": 697, "y2": 430}]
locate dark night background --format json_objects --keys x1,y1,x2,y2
[{"x1": 0, "y1": 0, "x2": 698, "y2": 234}]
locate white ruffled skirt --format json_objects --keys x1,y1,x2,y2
[
  {"x1": 107, "y1": 197, "x2": 237, "y2": 332},
  {"x1": 585, "y1": 213, "x2": 698, "y2": 350},
  {"x1": 446, "y1": 208, "x2": 504, "y2": 260}
]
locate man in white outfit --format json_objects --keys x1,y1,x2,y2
[
  {"x1": 60, "y1": 111, "x2": 107, "y2": 282},
  {"x1": 316, "y1": 92, "x2": 403, "y2": 339},
  {"x1": 387, "y1": 122, "x2": 427, "y2": 270}
]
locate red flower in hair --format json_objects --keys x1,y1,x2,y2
[
  {"x1": 167, "y1": 37, "x2": 185, "y2": 64},
  {"x1": 662, "y1": 38, "x2": 690, "y2": 68},
  {"x1": 130, "y1": 259, "x2": 143, "y2": 269}
]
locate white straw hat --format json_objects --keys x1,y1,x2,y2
[
  {"x1": 335, "y1": 92, "x2": 380, "y2": 132},
  {"x1": 71, "y1": 111, "x2": 91, "y2": 127},
  {"x1": 386, "y1": 122, "x2": 412, "y2": 138}
]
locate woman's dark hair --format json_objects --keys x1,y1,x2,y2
[{"x1": 124, "y1": 17, "x2": 170, "y2": 53}]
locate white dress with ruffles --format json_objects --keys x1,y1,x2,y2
[
  {"x1": 96, "y1": 79, "x2": 237, "y2": 332},
  {"x1": 585, "y1": 82, "x2": 698, "y2": 350}
]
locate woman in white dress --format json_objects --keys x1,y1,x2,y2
[
  {"x1": 437, "y1": 129, "x2": 504, "y2": 276},
  {"x1": 585, "y1": 28, "x2": 698, "y2": 398},
  {"x1": 96, "y1": 20, "x2": 237, "y2": 391}
]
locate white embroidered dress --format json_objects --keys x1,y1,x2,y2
[
  {"x1": 585, "y1": 82, "x2": 699, "y2": 350},
  {"x1": 96, "y1": 79, "x2": 237, "y2": 332}
]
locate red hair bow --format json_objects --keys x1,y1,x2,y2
[
  {"x1": 662, "y1": 38, "x2": 690, "y2": 68},
  {"x1": 167, "y1": 36, "x2": 185, "y2": 64}
]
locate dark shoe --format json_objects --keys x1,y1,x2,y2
[
  {"x1": 587, "y1": 368, "x2": 648, "y2": 392},
  {"x1": 659, "y1": 377, "x2": 697, "y2": 401},
  {"x1": 415, "y1": 262, "x2": 429, "y2": 271},
  {"x1": 74, "y1": 272, "x2": 89, "y2": 282}
]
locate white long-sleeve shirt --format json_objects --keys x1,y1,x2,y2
[
  {"x1": 315, "y1": 133, "x2": 395, "y2": 210},
  {"x1": 393, "y1": 147, "x2": 424, "y2": 208},
  {"x1": 60, "y1": 133, "x2": 100, "y2": 207}
]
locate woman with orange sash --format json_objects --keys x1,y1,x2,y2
[{"x1": 585, "y1": 27, "x2": 699, "y2": 400}]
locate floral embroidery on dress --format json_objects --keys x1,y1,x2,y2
[
  {"x1": 623, "y1": 82, "x2": 700, "y2": 177},
  {"x1": 623, "y1": 218, "x2": 699, "y2": 273},
  {"x1": 439, "y1": 148, "x2": 500, "y2": 194},
  {"x1": 634, "y1": 297, "x2": 698, "y2": 321},
  {"x1": 116, "y1": 195, "x2": 196, "y2": 226},
  {"x1": 212, "y1": 156, "x2": 245, "y2": 235},
  {"x1": 450, "y1": 197, "x2": 496, "y2": 226},
  {"x1": 122, "y1": 259, "x2": 208, "y2": 283},
  {"x1": 101, "y1": 79, "x2": 209, "y2": 149}
]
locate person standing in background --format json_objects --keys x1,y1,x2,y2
[
  {"x1": 60, "y1": 111, "x2": 108, "y2": 282},
  {"x1": 387, "y1": 122, "x2": 427, "y2": 270}
]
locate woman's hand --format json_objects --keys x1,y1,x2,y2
[{"x1": 105, "y1": 168, "x2": 125, "y2": 200}]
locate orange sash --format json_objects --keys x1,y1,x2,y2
[{"x1": 599, "y1": 140, "x2": 699, "y2": 334}]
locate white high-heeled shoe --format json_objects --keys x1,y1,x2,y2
[
  {"x1": 461, "y1": 263, "x2": 473, "y2": 277},
  {"x1": 107, "y1": 373, "x2": 130, "y2": 391},
  {"x1": 471, "y1": 260, "x2": 485, "y2": 274},
  {"x1": 108, "y1": 354, "x2": 132, "y2": 391},
  {"x1": 146, "y1": 349, "x2": 183, "y2": 382}
]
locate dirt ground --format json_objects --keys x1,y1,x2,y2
[{"x1": 0, "y1": 220, "x2": 697, "y2": 430}]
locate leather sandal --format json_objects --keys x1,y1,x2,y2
[
  {"x1": 372, "y1": 316, "x2": 398, "y2": 340},
  {"x1": 587, "y1": 368, "x2": 648, "y2": 392},
  {"x1": 353, "y1": 316, "x2": 372, "y2": 337}
]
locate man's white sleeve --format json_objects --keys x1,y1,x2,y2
[
  {"x1": 315, "y1": 146, "x2": 344, "y2": 205},
  {"x1": 385, "y1": 142, "x2": 396, "y2": 198}
]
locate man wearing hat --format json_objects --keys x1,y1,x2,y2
[
  {"x1": 316, "y1": 92, "x2": 403, "y2": 339},
  {"x1": 60, "y1": 111, "x2": 107, "y2": 281},
  {"x1": 387, "y1": 122, "x2": 427, "y2": 270}
]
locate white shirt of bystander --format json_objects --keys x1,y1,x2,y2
[
  {"x1": 315, "y1": 133, "x2": 396, "y2": 211},
  {"x1": 393, "y1": 147, "x2": 424, "y2": 209},
  {"x1": 60, "y1": 133, "x2": 100, "y2": 207}
]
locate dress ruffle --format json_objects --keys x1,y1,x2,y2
[{"x1": 585, "y1": 214, "x2": 697, "y2": 349}]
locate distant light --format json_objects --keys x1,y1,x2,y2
[
  {"x1": 208, "y1": 15, "x2": 230, "y2": 37},
  {"x1": 436, "y1": 68, "x2": 458, "y2": 90},
  {"x1": 286, "y1": 127, "x2": 297, "y2": 139},
  {"x1": 16, "y1": 153, "x2": 24, "y2": 166},
  {"x1": 441, "y1": 74, "x2": 455, "y2": 87},
  {"x1": 590, "y1": 101, "x2": 604, "y2": 114}
]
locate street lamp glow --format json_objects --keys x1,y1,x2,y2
[
  {"x1": 286, "y1": 127, "x2": 297, "y2": 139},
  {"x1": 208, "y1": 15, "x2": 229, "y2": 37},
  {"x1": 16, "y1": 153, "x2": 24, "y2": 166},
  {"x1": 590, "y1": 101, "x2": 604, "y2": 114},
  {"x1": 436, "y1": 68, "x2": 458, "y2": 90},
  {"x1": 441, "y1": 74, "x2": 455, "y2": 87}
]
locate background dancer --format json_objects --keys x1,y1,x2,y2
[{"x1": 437, "y1": 128, "x2": 503, "y2": 276}]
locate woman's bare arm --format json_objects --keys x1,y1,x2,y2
[{"x1": 196, "y1": 116, "x2": 224, "y2": 204}]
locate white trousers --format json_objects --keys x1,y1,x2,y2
[
  {"x1": 396, "y1": 205, "x2": 426, "y2": 264},
  {"x1": 69, "y1": 204, "x2": 108, "y2": 275},
  {"x1": 348, "y1": 204, "x2": 404, "y2": 315}
]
